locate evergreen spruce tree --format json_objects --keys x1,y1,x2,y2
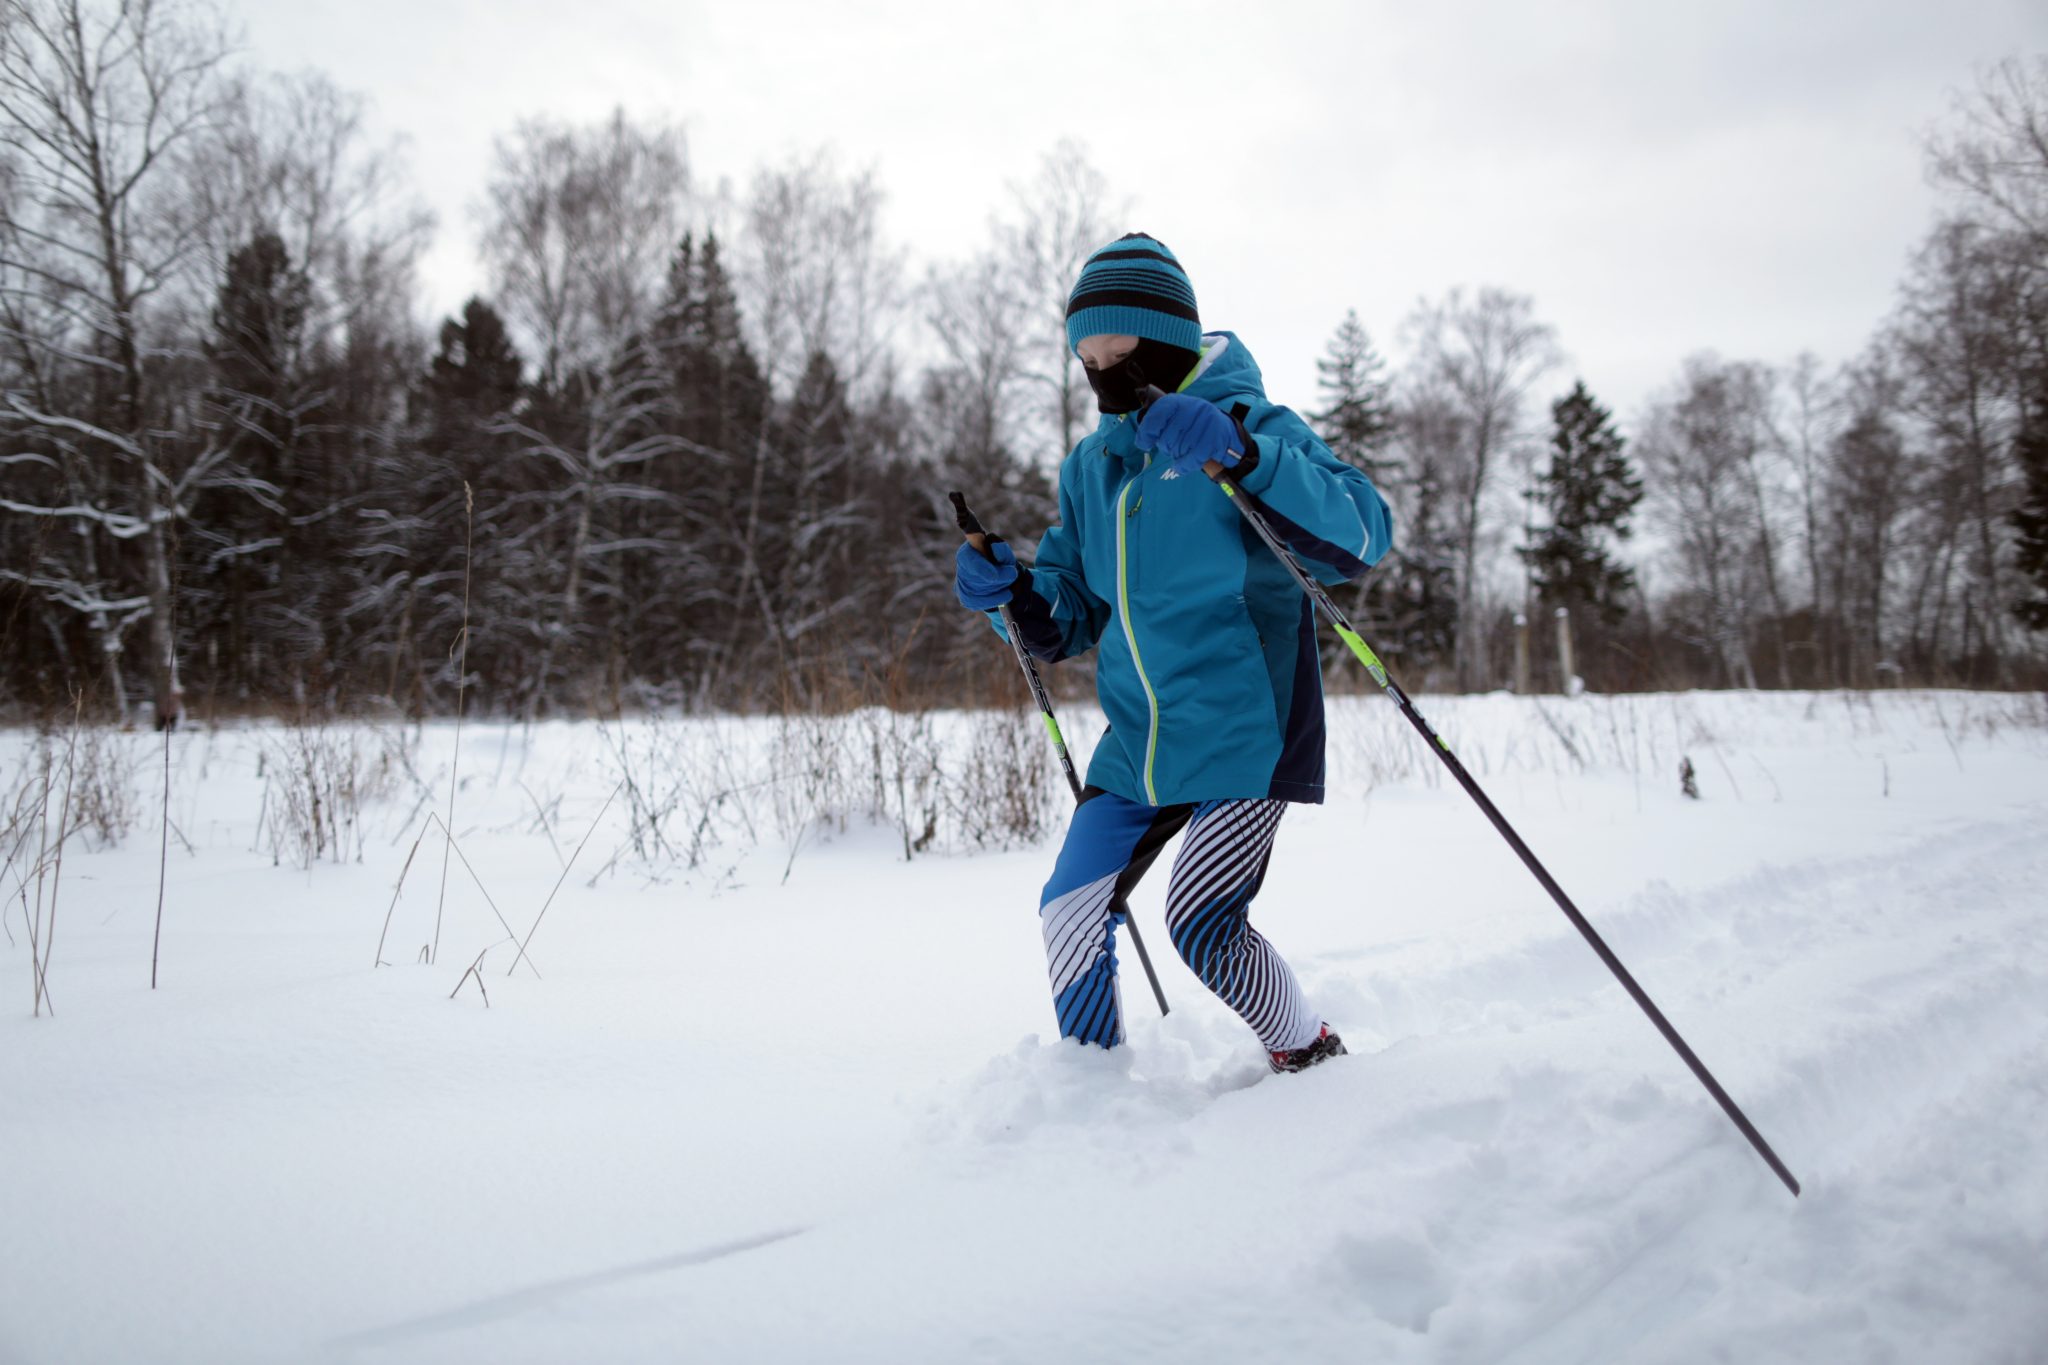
[
  {"x1": 205, "y1": 232, "x2": 312, "y2": 456},
  {"x1": 775, "y1": 350, "x2": 859, "y2": 666},
  {"x1": 654, "y1": 232, "x2": 768, "y2": 461},
  {"x1": 1311, "y1": 309, "x2": 1395, "y2": 479},
  {"x1": 2012, "y1": 399, "x2": 2048, "y2": 630},
  {"x1": 1363, "y1": 455, "x2": 1460, "y2": 676},
  {"x1": 1521, "y1": 381, "x2": 1643, "y2": 628},
  {"x1": 695, "y1": 234, "x2": 769, "y2": 466},
  {"x1": 399, "y1": 298, "x2": 527, "y2": 709},
  {"x1": 645, "y1": 232, "x2": 774, "y2": 696},
  {"x1": 425, "y1": 298, "x2": 526, "y2": 418},
  {"x1": 192, "y1": 232, "x2": 315, "y2": 699},
  {"x1": 1307, "y1": 309, "x2": 1406, "y2": 679}
]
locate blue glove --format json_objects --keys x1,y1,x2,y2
[
  {"x1": 955, "y1": 540, "x2": 1019, "y2": 610},
  {"x1": 1138, "y1": 393, "x2": 1241, "y2": 477}
]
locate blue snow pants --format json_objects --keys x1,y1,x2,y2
[{"x1": 1038, "y1": 788, "x2": 1321, "y2": 1053}]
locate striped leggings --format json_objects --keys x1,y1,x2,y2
[{"x1": 1038, "y1": 788, "x2": 1321, "y2": 1052}]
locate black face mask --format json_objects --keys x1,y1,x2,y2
[{"x1": 1082, "y1": 336, "x2": 1201, "y2": 414}]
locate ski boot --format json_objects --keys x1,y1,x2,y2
[{"x1": 1269, "y1": 1023, "x2": 1348, "y2": 1074}]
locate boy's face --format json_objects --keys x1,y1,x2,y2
[{"x1": 1076, "y1": 334, "x2": 1139, "y2": 370}]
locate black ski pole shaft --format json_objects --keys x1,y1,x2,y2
[
  {"x1": 1138, "y1": 388, "x2": 1799, "y2": 1197},
  {"x1": 950, "y1": 491, "x2": 1170, "y2": 1019},
  {"x1": 950, "y1": 493, "x2": 1083, "y2": 801}
]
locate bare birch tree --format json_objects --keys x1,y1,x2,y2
[
  {"x1": 477, "y1": 109, "x2": 691, "y2": 713},
  {"x1": 1772, "y1": 352, "x2": 1847, "y2": 685},
  {"x1": 739, "y1": 149, "x2": 904, "y2": 399},
  {"x1": 1640, "y1": 354, "x2": 1771, "y2": 688},
  {"x1": 993, "y1": 139, "x2": 1125, "y2": 460},
  {"x1": 481, "y1": 109, "x2": 687, "y2": 391},
  {"x1": 1822, "y1": 356, "x2": 1919, "y2": 685},
  {"x1": 187, "y1": 70, "x2": 432, "y2": 353},
  {"x1": 1400, "y1": 287, "x2": 1561, "y2": 688},
  {"x1": 716, "y1": 152, "x2": 905, "y2": 700},
  {"x1": 1891, "y1": 219, "x2": 2028, "y2": 681},
  {"x1": 1915, "y1": 54, "x2": 2048, "y2": 675},
  {"x1": 0, "y1": 0, "x2": 234, "y2": 727},
  {"x1": 1927, "y1": 56, "x2": 2048, "y2": 241}
]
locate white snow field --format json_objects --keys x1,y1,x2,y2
[{"x1": 4, "y1": 689, "x2": 2047, "y2": 1364}]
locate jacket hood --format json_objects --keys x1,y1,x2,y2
[{"x1": 1179, "y1": 331, "x2": 1266, "y2": 407}]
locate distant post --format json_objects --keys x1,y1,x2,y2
[
  {"x1": 1514, "y1": 612, "x2": 1531, "y2": 693},
  {"x1": 1555, "y1": 607, "x2": 1576, "y2": 693}
]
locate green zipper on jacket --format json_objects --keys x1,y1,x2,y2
[{"x1": 1115, "y1": 457, "x2": 1161, "y2": 805}]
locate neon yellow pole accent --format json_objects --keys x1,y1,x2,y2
[
  {"x1": 1042, "y1": 713, "x2": 1064, "y2": 745},
  {"x1": 1333, "y1": 624, "x2": 1391, "y2": 688}
]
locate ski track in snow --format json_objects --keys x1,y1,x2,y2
[
  {"x1": 321, "y1": 811, "x2": 2048, "y2": 1365},
  {"x1": 3, "y1": 694, "x2": 2046, "y2": 1364}
]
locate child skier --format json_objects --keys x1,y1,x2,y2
[{"x1": 954, "y1": 233, "x2": 1393, "y2": 1072}]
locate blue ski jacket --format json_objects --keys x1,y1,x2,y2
[{"x1": 1002, "y1": 332, "x2": 1392, "y2": 806}]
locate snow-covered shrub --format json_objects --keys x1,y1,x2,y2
[
  {"x1": 596, "y1": 712, "x2": 767, "y2": 872},
  {"x1": 0, "y1": 724, "x2": 140, "y2": 862},
  {"x1": 942, "y1": 707, "x2": 1056, "y2": 851},
  {"x1": 256, "y1": 719, "x2": 410, "y2": 868},
  {"x1": 67, "y1": 727, "x2": 142, "y2": 847},
  {"x1": 770, "y1": 707, "x2": 855, "y2": 850},
  {"x1": 855, "y1": 705, "x2": 945, "y2": 858}
]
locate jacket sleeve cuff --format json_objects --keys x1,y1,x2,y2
[
  {"x1": 1008, "y1": 566, "x2": 1069, "y2": 660},
  {"x1": 1230, "y1": 418, "x2": 1277, "y2": 494}
]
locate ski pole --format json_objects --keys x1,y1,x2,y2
[
  {"x1": 950, "y1": 491, "x2": 1170, "y2": 1020},
  {"x1": 1138, "y1": 387, "x2": 1800, "y2": 1198}
]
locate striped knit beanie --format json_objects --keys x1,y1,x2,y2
[{"x1": 1065, "y1": 233, "x2": 1201, "y2": 355}]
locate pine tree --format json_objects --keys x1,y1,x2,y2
[
  {"x1": 1311, "y1": 309, "x2": 1395, "y2": 479},
  {"x1": 1521, "y1": 381, "x2": 1643, "y2": 628}
]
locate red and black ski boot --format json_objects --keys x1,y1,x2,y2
[{"x1": 1269, "y1": 1024, "x2": 1348, "y2": 1074}]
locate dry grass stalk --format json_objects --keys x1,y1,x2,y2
[
  {"x1": 506, "y1": 779, "x2": 621, "y2": 978},
  {"x1": 449, "y1": 946, "x2": 492, "y2": 1007},
  {"x1": 374, "y1": 823, "x2": 429, "y2": 968},
  {"x1": 432, "y1": 481, "x2": 476, "y2": 967},
  {"x1": 20, "y1": 710, "x2": 81, "y2": 1016}
]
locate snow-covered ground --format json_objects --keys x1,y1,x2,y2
[{"x1": 4, "y1": 689, "x2": 2046, "y2": 1364}]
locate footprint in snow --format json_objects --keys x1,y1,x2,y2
[
  {"x1": 927, "y1": 1033, "x2": 1258, "y2": 1144},
  {"x1": 1327, "y1": 1229, "x2": 1454, "y2": 1333}
]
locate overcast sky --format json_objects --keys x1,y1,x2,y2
[{"x1": 238, "y1": 0, "x2": 2043, "y2": 431}]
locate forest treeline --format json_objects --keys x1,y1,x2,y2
[{"x1": 3, "y1": 0, "x2": 2045, "y2": 726}]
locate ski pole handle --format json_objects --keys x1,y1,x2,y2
[
  {"x1": 949, "y1": 491, "x2": 1006, "y2": 563},
  {"x1": 1133, "y1": 385, "x2": 1241, "y2": 478}
]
